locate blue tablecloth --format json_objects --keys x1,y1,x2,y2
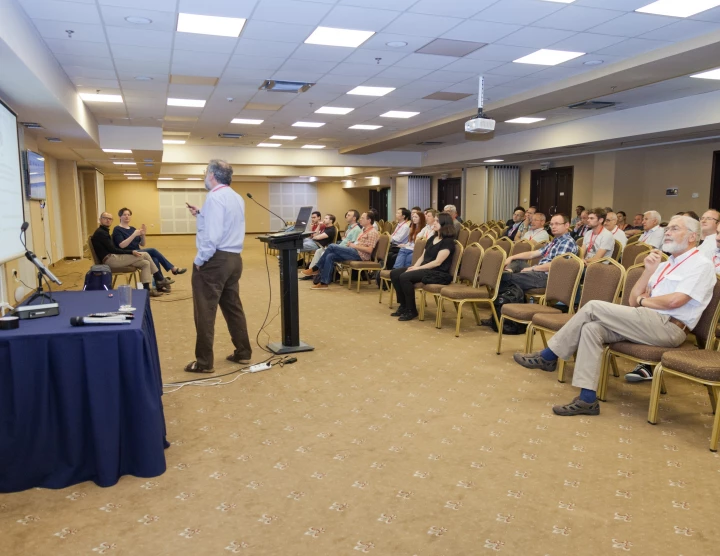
[{"x1": 0, "y1": 290, "x2": 167, "y2": 492}]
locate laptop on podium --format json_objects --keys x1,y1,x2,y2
[{"x1": 268, "y1": 206, "x2": 313, "y2": 238}]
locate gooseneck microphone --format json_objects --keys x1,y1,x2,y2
[
  {"x1": 20, "y1": 222, "x2": 62, "y2": 285},
  {"x1": 246, "y1": 193, "x2": 289, "y2": 228},
  {"x1": 70, "y1": 316, "x2": 132, "y2": 326}
]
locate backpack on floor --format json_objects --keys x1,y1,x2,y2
[
  {"x1": 83, "y1": 265, "x2": 113, "y2": 291},
  {"x1": 490, "y1": 282, "x2": 527, "y2": 334}
]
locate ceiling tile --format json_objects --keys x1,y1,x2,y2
[
  {"x1": 409, "y1": 0, "x2": 495, "y2": 18},
  {"x1": 394, "y1": 54, "x2": 458, "y2": 70},
  {"x1": 690, "y1": 6, "x2": 720, "y2": 22},
  {"x1": 328, "y1": 63, "x2": 384, "y2": 77},
  {"x1": 252, "y1": 0, "x2": 333, "y2": 26},
  {"x1": 173, "y1": 34, "x2": 240, "y2": 54},
  {"x1": 116, "y1": 71, "x2": 169, "y2": 82},
  {"x1": 55, "y1": 54, "x2": 116, "y2": 70},
  {"x1": 172, "y1": 51, "x2": 231, "y2": 77},
  {"x1": 99, "y1": 6, "x2": 176, "y2": 32},
  {"x1": 291, "y1": 44, "x2": 354, "y2": 63},
  {"x1": 441, "y1": 20, "x2": 522, "y2": 43},
  {"x1": 44, "y1": 38, "x2": 111, "y2": 57},
  {"x1": 71, "y1": 78, "x2": 121, "y2": 89},
  {"x1": 270, "y1": 70, "x2": 326, "y2": 82},
  {"x1": 278, "y1": 59, "x2": 338, "y2": 74},
  {"x1": 440, "y1": 58, "x2": 505, "y2": 73},
  {"x1": 121, "y1": 80, "x2": 169, "y2": 92},
  {"x1": 533, "y1": 6, "x2": 623, "y2": 32},
  {"x1": 375, "y1": 66, "x2": 434, "y2": 81},
  {"x1": 339, "y1": 0, "x2": 416, "y2": 9},
  {"x1": 241, "y1": 20, "x2": 315, "y2": 43},
  {"x1": 226, "y1": 56, "x2": 286, "y2": 70},
  {"x1": 320, "y1": 5, "x2": 401, "y2": 30},
  {"x1": 593, "y1": 37, "x2": 670, "y2": 57},
  {"x1": 234, "y1": 39, "x2": 299, "y2": 58},
  {"x1": 106, "y1": 27, "x2": 173, "y2": 48},
  {"x1": 98, "y1": 0, "x2": 177, "y2": 10},
  {"x1": 342, "y1": 49, "x2": 408, "y2": 66},
  {"x1": 32, "y1": 20, "x2": 107, "y2": 42},
  {"x1": 382, "y1": 13, "x2": 465, "y2": 37},
  {"x1": 495, "y1": 27, "x2": 578, "y2": 49},
  {"x1": 474, "y1": 0, "x2": 565, "y2": 26},
  {"x1": 316, "y1": 74, "x2": 367, "y2": 87},
  {"x1": 111, "y1": 44, "x2": 172, "y2": 63},
  {"x1": 639, "y1": 20, "x2": 720, "y2": 42},
  {"x1": 465, "y1": 43, "x2": 536, "y2": 62},
  {"x1": 21, "y1": 0, "x2": 100, "y2": 24},
  {"x1": 358, "y1": 33, "x2": 435, "y2": 53},
  {"x1": 530, "y1": 65, "x2": 587, "y2": 80},
  {"x1": 486, "y1": 62, "x2": 545, "y2": 77},
  {"x1": 573, "y1": 0, "x2": 649, "y2": 10},
  {"x1": 548, "y1": 32, "x2": 626, "y2": 53},
  {"x1": 168, "y1": 84, "x2": 217, "y2": 98},
  {"x1": 422, "y1": 70, "x2": 477, "y2": 84},
  {"x1": 177, "y1": 0, "x2": 258, "y2": 18},
  {"x1": 588, "y1": 12, "x2": 677, "y2": 37},
  {"x1": 115, "y1": 59, "x2": 171, "y2": 75}
]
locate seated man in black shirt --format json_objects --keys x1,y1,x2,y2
[{"x1": 91, "y1": 213, "x2": 168, "y2": 296}]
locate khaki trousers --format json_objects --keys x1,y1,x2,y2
[
  {"x1": 192, "y1": 251, "x2": 252, "y2": 369},
  {"x1": 547, "y1": 300, "x2": 687, "y2": 391},
  {"x1": 105, "y1": 253, "x2": 158, "y2": 284}
]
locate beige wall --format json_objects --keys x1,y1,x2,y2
[
  {"x1": 464, "y1": 166, "x2": 488, "y2": 222},
  {"x1": 57, "y1": 160, "x2": 83, "y2": 258},
  {"x1": 105, "y1": 179, "x2": 162, "y2": 233},
  {"x1": 316, "y1": 182, "x2": 368, "y2": 229}
]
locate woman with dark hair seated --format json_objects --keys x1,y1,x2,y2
[
  {"x1": 112, "y1": 208, "x2": 186, "y2": 287},
  {"x1": 389, "y1": 212, "x2": 456, "y2": 322}
]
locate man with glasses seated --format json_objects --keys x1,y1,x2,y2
[
  {"x1": 513, "y1": 216, "x2": 715, "y2": 415},
  {"x1": 698, "y1": 209, "x2": 720, "y2": 259}
]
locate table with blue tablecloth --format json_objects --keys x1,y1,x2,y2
[{"x1": 0, "y1": 290, "x2": 168, "y2": 493}]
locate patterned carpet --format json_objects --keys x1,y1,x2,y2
[{"x1": 2, "y1": 236, "x2": 719, "y2": 555}]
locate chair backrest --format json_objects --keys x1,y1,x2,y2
[
  {"x1": 373, "y1": 233, "x2": 391, "y2": 266},
  {"x1": 579, "y1": 258, "x2": 625, "y2": 308},
  {"x1": 692, "y1": 276, "x2": 720, "y2": 350},
  {"x1": 635, "y1": 250, "x2": 668, "y2": 265},
  {"x1": 611, "y1": 240, "x2": 622, "y2": 261},
  {"x1": 544, "y1": 253, "x2": 584, "y2": 309},
  {"x1": 475, "y1": 245, "x2": 507, "y2": 300},
  {"x1": 411, "y1": 238, "x2": 427, "y2": 265},
  {"x1": 626, "y1": 234, "x2": 639, "y2": 245},
  {"x1": 457, "y1": 227, "x2": 470, "y2": 247},
  {"x1": 575, "y1": 236, "x2": 584, "y2": 247},
  {"x1": 510, "y1": 239, "x2": 533, "y2": 257},
  {"x1": 529, "y1": 240, "x2": 548, "y2": 266},
  {"x1": 448, "y1": 240, "x2": 464, "y2": 282},
  {"x1": 621, "y1": 242, "x2": 651, "y2": 270},
  {"x1": 87, "y1": 235, "x2": 101, "y2": 265},
  {"x1": 479, "y1": 235, "x2": 495, "y2": 250},
  {"x1": 468, "y1": 228, "x2": 483, "y2": 245},
  {"x1": 383, "y1": 222, "x2": 394, "y2": 234},
  {"x1": 480, "y1": 224, "x2": 489, "y2": 232},
  {"x1": 486, "y1": 229, "x2": 498, "y2": 239},
  {"x1": 456, "y1": 242, "x2": 484, "y2": 284},
  {"x1": 495, "y1": 236, "x2": 513, "y2": 256},
  {"x1": 620, "y1": 264, "x2": 646, "y2": 306}
]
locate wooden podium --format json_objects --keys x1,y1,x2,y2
[{"x1": 256, "y1": 232, "x2": 314, "y2": 354}]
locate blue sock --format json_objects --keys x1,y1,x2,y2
[
  {"x1": 540, "y1": 348, "x2": 558, "y2": 361},
  {"x1": 579, "y1": 389, "x2": 597, "y2": 404}
]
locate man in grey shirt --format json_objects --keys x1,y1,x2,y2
[{"x1": 444, "y1": 204, "x2": 462, "y2": 233}]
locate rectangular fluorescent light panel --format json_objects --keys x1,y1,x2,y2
[
  {"x1": 292, "y1": 121, "x2": 325, "y2": 127},
  {"x1": 305, "y1": 26, "x2": 374, "y2": 48},
  {"x1": 163, "y1": 139, "x2": 186, "y2": 144},
  {"x1": 513, "y1": 49, "x2": 584, "y2": 66},
  {"x1": 398, "y1": 171, "x2": 413, "y2": 174},
  {"x1": 167, "y1": 98, "x2": 206, "y2": 108},
  {"x1": 187, "y1": 178, "x2": 202, "y2": 180},
  {"x1": 347, "y1": 86, "x2": 395, "y2": 97},
  {"x1": 380, "y1": 111, "x2": 419, "y2": 118},
  {"x1": 124, "y1": 173, "x2": 140, "y2": 176},
  {"x1": 315, "y1": 106, "x2": 354, "y2": 115},
  {"x1": 231, "y1": 118, "x2": 264, "y2": 124},
  {"x1": 505, "y1": 117, "x2": 546, "y2": 124},
  {"x1": 103, "y1": 148, "x2": 132, "y2": 153},
  {"x1": 80, "y1": 93, "x2": 123, "y2": 103},
  {"x1": 349, "y1": 124, "x2": 382, "y2": 130},
  {"x1": 127, "y1": 177, "x2": 142, "y2": 179},
  {"x1": 113, "y1": 161, "x2": 136, "y2": 165},
  {"x1": 636, "y1": 1, "x2": 720, "y2": 17},
  {"x1": 257, "y1": 143, "x2": 281, "y2": 147},
  {"x1": 691, "y1": 68, "x2": 720, "y2": 80},
  {"x1": 484, "y1": 159, "x2": 504, "y2": 162},
  {"x1": 177, "y1": 13, "x2": 246, "y2": 37},
  {"x1": 541, "y1": 0, "x2": 575, "y2": 3},
  {"x1": 301, "y1": 145, "x2": 325, "y2": 149},
  {"x1": 270, "y1": 135, "x2": 296, "y2": 140},
  {"x1": 158, "y1": 177, "x2": 174, "y2": 180}
]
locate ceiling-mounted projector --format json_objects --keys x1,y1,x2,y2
[{"x1": 465, "y1": 76, "x2": 495, "y2": 134}]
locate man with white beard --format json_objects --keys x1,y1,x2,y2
[{"x1": 512, "y1": 215, "x2": 715, "y2": 416}]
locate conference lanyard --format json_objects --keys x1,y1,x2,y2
[
  {"x1": 392, "y1": 221, "x2": 408, "y2": 238},
  {"x1": 652, "y1": 249, "x2": 699, "y2": 289},
  {"x1": 211, "y1": 185, "x2": 229, "y2": 193},
  {"x1": 714, "y1": 253, "x2": 720, "y2": 270},
  {"x1": 527, "y1": 229, "x2": 543, "y2": 241},
  {"x1": 585, "y1": 230, "x2": 599, "y2": 254}
]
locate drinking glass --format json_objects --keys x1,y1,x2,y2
[{"x1": 118, "y1": 284, "x2": 133, "y2": 311}]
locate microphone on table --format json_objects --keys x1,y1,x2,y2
[
  {"x1": 20, "y1": 222, "x2": 62, "y2": 285},
  {"x1": 70, "y1": 316, "x2": 132, "y2": 326},
  {"x1": 246, "y1": 193, "x2": 289, "y2": 228}
]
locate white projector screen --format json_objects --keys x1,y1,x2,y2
[{"x1": 0, "y1": 99, "x2": 24, "y2": 265}]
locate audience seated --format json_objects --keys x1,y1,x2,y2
[
  {"x1": 418, "y1": 209, "x2": 437, "y2": 240},
  {"x1": 582, "y1": 208, "x2": 614, "y2": 264},
  {"x1": 506, "y1": 206, "x2": 525, "y2": 228},
  {"x1": 616, "y1": 211, "x2": 631, "y2": 231},
  {"x1": 698, "y1": 210, "x2": 720, "y2": 259},
  {"x1": 504, "y1": 207, "x2": 526, "y2": 239},
  {"x1": 604, "y1": 211, "x2": 627, "y2": 247},
  {"x1": 521, "y1": 212, "x2": 549, "y2": 243},
  {"x1": 394, "y1": 211, "x2": 425, "y2": 269},
  {"x1": 386, "y1": 208, "x2": 412, "y2": 269},
  {"x1": 571, "y1": 205, "x2": 585, "y2": 227},
  {"x1": 369, "y1": 208, "x2": 380, "y2": 231},
  {"x1": 682, "y1": 210, "x2": 700, "y2": 220},
  {"x1": 444, "y1": 204, "x2": 462, "y2": 233},
  {"x1": 307, "y1": 212, "x2": 379, "y2": 290},
  {"x1": 625, "y1": 213, "x2": 646, "y2": 236},
  {"x1": 301, "y1": 210, "x2": 359, "y2": 280},
  {"x1": 389, "y1": 212, "x2": 456, "y2": 322},
  {"x1": 300, "y1": 211, "x2": 326, "y2": 252},
  {"x1": 572, "y1": 209, "x2": 589, "y2": 239},
  {"x1": 304, "y1": 213, "x2": 337, "y2": 260},
  {"x1": 513, "y1": 216, "x2": 715, "y2": 415},
  {"x1": 632, "y1": 211, "x2": 664, "y2": 248}
]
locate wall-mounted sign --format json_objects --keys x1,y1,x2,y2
[{"x1": 665, "y1": 188, "x2": 678, "y2": 197}]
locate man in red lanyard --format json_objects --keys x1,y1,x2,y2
[
  {"x1": 582, "y1": 208, "x2": 614, "y2": 264},
  {"x1": 513, "y1": 215, "x2": 715, "y2": 416},
  {"x1": 520, "y1": 212, "x2": 549, "y2": 243}
]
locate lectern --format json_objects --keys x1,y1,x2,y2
[{"x1": 257, "y1": 232, "x2": 314, "y2": 354}]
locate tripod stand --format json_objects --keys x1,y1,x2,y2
[{"x1": 26, "y1": 269, "x2": 57, "y2": 306}]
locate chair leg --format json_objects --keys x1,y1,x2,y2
[
  {"x1": 470, "y1": 303, "x2": 481, "y2": 325},
  {"x1": 597, "y1": 349, "x2": 611, "y2": 401},
  {"x1": 557, "y1": 359, "x2": 566, "y2": 383},
  {"x1": 711, "y1": 394, "x2": 720, "y2": 452},
  {"x1": 454, "y1": 301, "x2": 464, "y2": 337},
  {"x1": 660, "y1": 376, "x2": 667, "y2": 396},
  {"x1": 647, "y1": 363, "x2": 664, "y2": 425},
  {"x1": 436, "y1": 297, "x2": 444, "y2": 329},
  {"x1": 539, "y1": 330, "x2": 548, "y2": 349},
  {"x1": 610, "y1": 356, "x2": 620, "y2": 378},
  {"x1": 112, "y1": 274, "x2": 118, "y2": 288},
  {"x1": 356, "y1": 271, "x2": 362, "y2": 293},
  {"x1": 523, "y1": 324, "x2": 533, "y2": 353},
  {"x1": 379, "y1": 279, "x2": 384, "y2": 304},
  {"x1": 418, "y1": 291, "x2": 426, "y2": 321},
  {"x1": 496, "y1": 315, "x2": 505, "y2": 355},
  {"x1": 707, "y1": 385, "x2": 718, "y2": 414}
]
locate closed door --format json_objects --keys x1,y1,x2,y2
[
  {"x1": 530, "y1": 167, "x2": 573, "y2": 217},
  {"x1": 369, "y1": 188, "x2": 389, "y2": 221},
  {"x1": 438, "y1": 178, "x2": 462, "y2": 216}
]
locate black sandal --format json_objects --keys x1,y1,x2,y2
[{"x1": 184, "y1": 361, "x2": 214, "y2": 373}]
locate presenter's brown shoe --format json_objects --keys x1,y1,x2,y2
[
  {"x1": 184, "y1": 361, "x2": 214, "y2": 373},
  {"x1": 227, "y1": 353, "x2": 251, "y2": 365}
]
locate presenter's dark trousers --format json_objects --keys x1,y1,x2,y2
[{"x1": 192, "y1": 250, "x2": 252, "y2": 369}]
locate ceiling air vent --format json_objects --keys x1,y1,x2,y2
[
  {"x1": 218, "y1": 133, "x2": 244, "y2": 139},
  {"x1": 568, "y1": 101, "x2": 616, "y2": 110},
  {"x1": 45, "y1": 137, "x2": 62, "y2": 142},
  {"x1": 417, "y1": 141, "x2": 444, "y2": 146},
  {"x1": 260, "y1": 80, "x2": 314, "y2": 93},
  {"x1": 21, "y1": 122, "x2": 43, "y2": 129}
]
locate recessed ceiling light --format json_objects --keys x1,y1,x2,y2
[
  {"x1": 167, "y1": 98, "x2": 206, "y2": 108},
  {"x1": 46, "y1": 138, "x2": 62, "y2": 142},
  {"x1": 163, "y1": 139, "x2": 186, "y2": 144},
  {"x1": 187, "y1": 178, "x2": 202, "y2": 180},
  {"x1": 301, "y1": 145, "x2": 325, "y2": 149},
  {"x1": 143, "y1": 158, "x2": 153, "y2": 162},
  {"x1": 380, "y1": 111, "x2": 419, "y2": 118},
  {"x1": 636, "y1": 0, "x2": 720, "y2": 17},
  {"x1": 349, "y1": 124, "x2": 383, "y2": 130},
  {"x1": 113, "y1": 161, "x2": 136, "y2": 165},
  {"x1": 125, "y1": 16, "x2": 152, "y2": 24},
  {"x1": 257, "y1": 143, "x2": 282, "y2": 147},
  {"x1": 127, "y1": 177, "x2": 142, "y2": 179},
  {"x1": 80, "y1": 93, "x2": 123, "y2": 103},
  {"x1": 231, "y1": 118, "x2": 264, "y2": 124},
  {"x1": 505, "y1": 117, "x2": 546, "y2": 124},
  {"x1": 315, "y1": 106, "x2": 354, "y2": 115},
  {"x1": 144, "y1": 164, "x2": 153, "y2": 167},
  {"x1": 583, "y1": 60, "x2": 604, "y2": 66},
  {"x1": 134, "y1": 76, "x2": 153, "y2": 81},
  {"x1": 158, "y1": 177, "x2": 174, "y2": 180},
  {"x1": 103, "y1": 148, "x2": 132, "y2": 153},
  {"x1": 398, "y1": 171, "x2": 413, "y2": 174},
  {"x1": 270, "y1": 135, "x2": 297, "y2": 140},
  {"x1": 347, "y1": 86, "x2": 395, "y2": 97},
  {"x1": 292, "y1": 121, "x2": 325, "y2": 127},
  {"x1": 305, "y1": 26, "x2": 374, "y2": 48},
  {"x1": 386, "y1": 41, "x2": 408, "y2": 47},
  {"x1": 124, "y1": 173, "x2": 140, "y2": 176},
  {"x1": 690, "y1": 68, "x2": 720, "y2": 80},
  {"x1": 177, "y1": 13, "x2": 246, "y2": 37},
  {"x1": 513, "y1": 49, "x2": 585, "y2": 66},
  {"x1": 484, "y1": 159, "x2": 504, "y2": 163}
]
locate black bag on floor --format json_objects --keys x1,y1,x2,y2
[
  {"x1": 83, "y1": 264, "x2": 112, "y2": 291},
  {"x1": 490, "y1": 282, "x2": 527, "y2": 334}
]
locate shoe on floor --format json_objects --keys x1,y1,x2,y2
[
  {"x1": 163, "y1": 277, "x2": 175, "y2": 285},
  {"x1": 302, "y1": 268, "x2": 318, "y2": 277},
  {"x1": 398, "y1": 311, "x2": 418, "y2": 321},
  {"x1": 625, "y1": 364, "x2": 653, "y2": 382},
  {"x1": 184, "y1": 361, "x2": 213, "y2": 373},
  {"x1": 172, "y1": 267, "x2": 187, "y2": 275},
  {"x1": 513, "y1": 351, "x2": 557, "y2": 372},
  {"x1": 227, "y1": 353, "x2": 252, "y2": 365},
  {"x1": 311, "y1": 283, "x2": 328, "y2": 290},
  {"x1": 390, "y1": 307, "x2": 407, "y2": 317},
  {"x1": 156, "y1": 284, "x2": 171, "y2": 293},
  {"x1": 299, "y1": 275, "x2": 313, "y2": 281},
  {"x1": 552, "y1": 396, "x2": 600, "y2": 416},
  {"x1": 148, "y1": 289, "x2": 164, "y2": 297},
  {"x1": 480, "y1": 318, "x2": 494, "y2": 327}
]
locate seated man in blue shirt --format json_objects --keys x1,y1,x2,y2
[{"x1": 112, "y1": 208, "x2": 186, "y2": 287}]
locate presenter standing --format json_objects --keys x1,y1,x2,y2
[{"x1": 185, "y1": 159, "x2": 252, "y2": 373}]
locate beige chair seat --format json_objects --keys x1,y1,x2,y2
[
  {"x1": 662, "y1": 350, "x2": 720, "y2": 382},
  {"x1": 525, "y1": 287, "x2": 545, "y2": 295},
  {"x1": 501, "y1": 303, "x2": 560, "y2": 320},
  {"x1": 439, "y1": 284, "x2": 490, "y2": 300},
  {"x1": 531, "y1": 313, "x2": 572, "y2": 331},
  {"x1": 609, "y1": 340, "x2": 697, "y2": 361},
  {"x1": 346, "y1": 260, "x2": 381, "y2": 270},
  {"x1": 379, "y1": 269, "x2": 392, "y2": 279},
  {"x1": 421, "y1": 283, "x2": 447, "y2": 295}
]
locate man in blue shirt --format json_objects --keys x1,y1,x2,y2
[{"x1": 184, "y1": 159, "x2": 252, "y2": 373}]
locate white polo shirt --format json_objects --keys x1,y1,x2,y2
[
  {"x1": 583, "y1": 227, "x2": 615, "y2": 260},
  {"x1": 608, "y1": 226, "x2": 627, "y2": 247},
  {"x1": 522, "y1": 228, "x2": 549, "y2": 243},
  {"x1": 639, "y1": 225, "x2": 664, "y2": 249},
  {"x1": 698, "y1": 234, "x2": 717, "y2": 260},
  {"x1": 648, "y1": 248, "x2": 716, "y2": 329}
]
